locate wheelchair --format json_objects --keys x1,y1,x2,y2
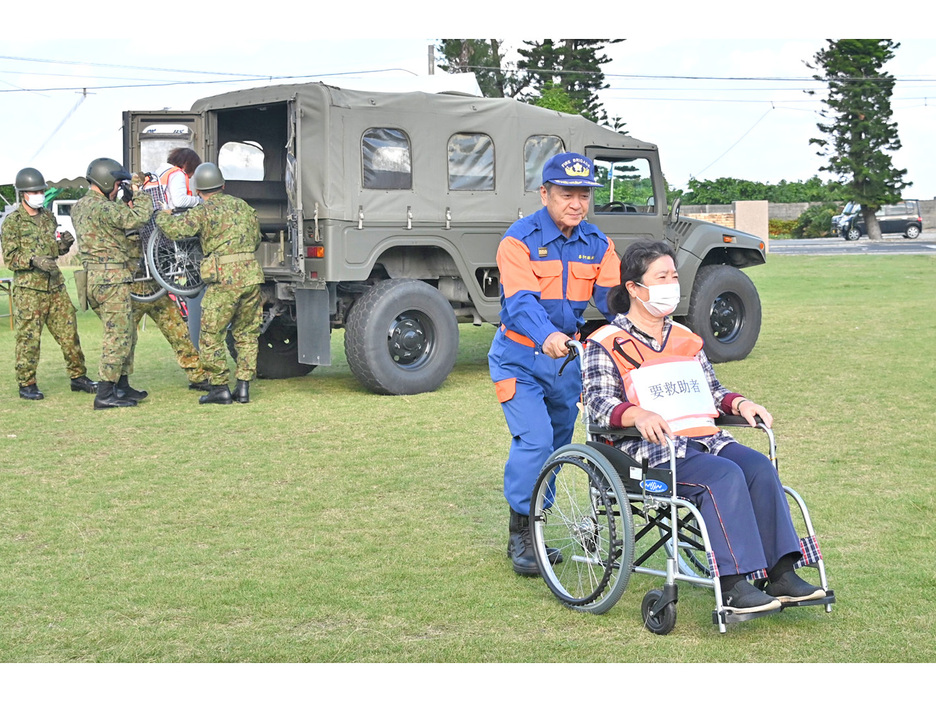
[
  {"x1": 529, "y1": 341, "x2": 835, "y2": 634},
  {"x1": 129, "y1": 176, "x2": 205, "y2": 304}
]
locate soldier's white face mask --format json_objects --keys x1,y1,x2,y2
[
  {"x1": 636, "y1": 282, "x2": 680, "y2": 317},
  {"x1": 24, "y1": 193, "x2": 45, "y2": 209}
]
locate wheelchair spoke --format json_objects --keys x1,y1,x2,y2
[{"x1": 531, "y1": 449, "x2": 634, "y2": 614}]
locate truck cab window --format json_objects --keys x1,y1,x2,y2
[
  {"x1": 219, "y1": 141, "x2": 265, "y2": 181},
  {"x1": 448, "y1": 133, "x2": 495, "y2": 191},
  {"x1": 362, "y1": 128, "x2": 412, "y2": 190},
  {"x1": 592, "y1": 157, "x2": 656, "y2": 214},
  {"x1": 524, "y1": 136, "x2": 564, "y2": 191}
]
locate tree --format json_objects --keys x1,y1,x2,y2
[
  {"x1": 808, "y1": 39, "x2": 910, "y2": 240},
  {"x1": 436, "y1": 40, "x2": 527, "y2": 99},
  {"x1": 437, "y1": 39, "x2": 625, "y2": 128},
  {"x1": 517, "y1": 40, "x2": 622, "y2": 124}
]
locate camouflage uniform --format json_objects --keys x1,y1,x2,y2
[
  {"x1": 1, "y1": 205, "x2": 90, "y2": 387},
  {"x1": 127, "y1": 233, "x2": 207, "y2": 385},
  {"x1": 156, "y1": 192, "x2": 263, "y2": 385},
  {"x1": 72, "y1": 189, "x2": 153, "y2": 383}
]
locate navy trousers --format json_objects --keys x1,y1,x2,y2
[
  {"x1": 489, "y1": 330, "x2": 581, "y2": 514},
  {"x1": 676, "y1": 441, "x2": 801, "y2": 577}
]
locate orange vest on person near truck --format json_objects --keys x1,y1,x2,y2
[
  {"x1": 587, "y1": 321, "x2": 719, "y2": 437},
  {"x1": 157, "y1": 166, "x2": 192, "y2": 205}
]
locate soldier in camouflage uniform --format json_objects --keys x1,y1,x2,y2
[
  {"x1": 72, "y1": 157, "x2": 154, "y2": 409},
  {"x1": 127, "y1": 188, "x2": 209, "y2": 392},
  {"x1": 1, "y1": 167, "x2": 97, "y2": 399},
  {"x1": 155, "y1": 162, "x2": 263, "y2": 405}
]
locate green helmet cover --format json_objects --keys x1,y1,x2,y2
[
  {"x1": 14, "y1": 167, "x2": 48, "y2": 193},
  {"x1": 86, "y1": 157, "x2": 131, "y2": 193},
  {"x1": 192, "y1": 162, "x2": 225, "y2": 192}
]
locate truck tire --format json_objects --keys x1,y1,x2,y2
[
  {"x1": 682, "y1": 265, "x2": 760, "y2": 363},
  {"x1": 257, "y1": 318, "x2": 315, "y2": 379},
  {"x1": 344, "y1": 278, "x2": 459, "y2": 395}
]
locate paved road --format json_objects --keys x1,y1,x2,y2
[{"x1": 769, "y1": 230, "x2": 936, "y2": 255}]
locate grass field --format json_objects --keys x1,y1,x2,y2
[{"x1": 1, "y1": 254, "x2": 934, "y2": 670}]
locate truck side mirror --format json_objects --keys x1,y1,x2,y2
[{"x1": 668, "y1": 197, "x2": 681, "y2": 224}]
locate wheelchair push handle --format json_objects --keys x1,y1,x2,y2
[{"x1": 559, "y1": 339, "x2": 585, "y2": 376}]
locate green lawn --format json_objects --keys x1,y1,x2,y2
[{"x1": 1, "y1": 254, "x2": 934, "y2": 666}]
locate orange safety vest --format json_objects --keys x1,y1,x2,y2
[
  {"x1": 587, "y1": 321, "x2": 718, "y2": 437},
  {"x1": 157, "y1": 166, "x2": 193, "y2": 204}
]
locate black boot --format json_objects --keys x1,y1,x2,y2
[
  {"x1": 233, "y1": 380, "x2": 250, "y2": 404},
  {"x1": 94, "y1": 381, "x2": 137, "y2": 410},
  {"x1": 199, "y1": 384, "x2": 233, "y2": 405},
  {"x1": 188, "y1": 379, "x2": 211, "y2": 391},
  {"x1": 508, "y1": 508, "x2": 541, "y2": 576},
  {"x1": 19, "y1": 383, "x2": 44, "y2": 400},
  {"x1": 115, "y1": 375, "x2": 148, "y2": 401},
  {"x1": 70, "y1": 375, "x2": 98, "y2": 394}
]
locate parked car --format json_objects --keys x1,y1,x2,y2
[
  {"x1": 837, "y1": 199, "x2": 923, "y2": 240},
  {"x1": 830, "y1": 201, "x2": 859, "y2": 234}
]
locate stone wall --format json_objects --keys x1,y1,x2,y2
[{"x1": 683, "y1": 199, "x2": 936, "y2": 225}]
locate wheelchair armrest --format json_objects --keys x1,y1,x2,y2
[
  {"x1": 587, "y1": 424, "x2": 643, "y2": 439},
  {"x1": 715, "y1": 414, "x2": 767, "y2": 428},
  {"x1": 588, "y1": 415, "x2": 767, "y2": 437}
]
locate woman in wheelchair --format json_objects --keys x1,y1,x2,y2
[{"x1": 581, "y1": 240, "x2": 825, "y2": 614}]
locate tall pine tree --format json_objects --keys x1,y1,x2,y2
[
  {"x1": 517, "y1": 40, "x2": 621, "y2": 124},
  {"x1": 808, "y1": 39, "x2": 910, "y2": 240}
]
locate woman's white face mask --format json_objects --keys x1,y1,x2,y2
[
  {"x1": 636, "y1": 282, "x2": 680, "y2": 317},
  {"x1": 24, "y1": 193, "x2": 45, "y2": 210}
]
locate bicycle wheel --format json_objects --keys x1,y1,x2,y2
[
  {"x1": 531, "y1": 444, "x2": 634, "y2": 614},
  {"x1": 146, "y1": 229, "x2": 205, "y2": 298}
]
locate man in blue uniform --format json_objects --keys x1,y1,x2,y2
[{"x1": 489, "y1": 152, "x2": 620, "y2": 576}]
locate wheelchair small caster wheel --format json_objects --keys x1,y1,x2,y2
[{"x1": 642, "y1": 589, "x2": 677, "y2": 635}]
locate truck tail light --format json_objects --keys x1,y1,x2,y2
[{"x1": 306, "y1": 246, "x2": 325, "y2": 258}]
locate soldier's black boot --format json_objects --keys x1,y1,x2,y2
[
  {"x1": 70, "y1": 375, "x2": 98, "y2": 394},
  {"x1": 19, "y1": 383, "x2": 44, "y2": 400},
  {"x1": 199, "y1": 384, "x2": 233, "y2": 405},
  {"x1": 115, "y1": 375, "x2": 148, "y2": 401},
  {"x1": 508, "y1": 508, "x2": 540, "y2": 576},
  {"x1": 94, "y1": 381, "x2": 137, "y2": 410},
  {"x1": 233, "y1": 380, "x2": 250, "y2": 404},
  {"x1": 188, "y1": 379, "x2": 211, "y2": 391}
]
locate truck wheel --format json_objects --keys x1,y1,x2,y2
[
  {"x1": 257, "y1": 318, "x2": 315, "y2": 379},
  {"x1": 683, "y1": 265, "x2": 760, "y2": 363},
  {"x1": 344, "y1": 278, "x2": 459, "y2": 395}
]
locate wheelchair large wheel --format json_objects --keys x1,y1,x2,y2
[
  {"x1": 146, "y1": 230, "x2": 205, "y2": 298},
  {"x1": 658, "y1": 507, "x2": 711, "y2": 581},
  {"x1": 531, "y1": 444, "x2": 634, "y2": 615}
]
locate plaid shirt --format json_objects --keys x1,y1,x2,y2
[{"x1": 582, "y1": 314, "x2": 738, "y2": 468}]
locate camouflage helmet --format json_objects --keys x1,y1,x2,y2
[
  {"x1": 192, "y1": 162, "x2": 225, "y2": 192},
  {"x1": 14, "y1": 167, "x2": 48, "y2": 194},
  {"x1": 86, "y1": 157, "x2": 132, "y2": 193}
]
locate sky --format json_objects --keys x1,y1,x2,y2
[{"x1": 2, "y1": 6, "x2": 936, "y2": 207}]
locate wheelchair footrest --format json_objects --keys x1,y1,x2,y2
[
  {"x1": 714, "y1": 590, "x2": 835, "y2": 626},
  {"x1": 779, "y1": 590, "x2": 835, "y2": 610},
  {"x1": 713, "y1": 607, "x2": 778, "y2": 626}
]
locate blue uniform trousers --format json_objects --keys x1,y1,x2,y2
[
  {"x1": 489, "y1": 329, "x2": 582, "y2": 514},
  {"x1": 676, "y1": 441, "x2": 801, "y2": 576}
]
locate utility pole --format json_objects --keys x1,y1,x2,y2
[{"x1": 427, "y1": 44, "x2": 435, "y2": 75}]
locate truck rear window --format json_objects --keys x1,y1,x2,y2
[
  {"x1": 362, "y1": 128, "x2": 412, "y2": 190},
  {"x1": 448, "y1": 133, "x2": 494, "y2": 191}
]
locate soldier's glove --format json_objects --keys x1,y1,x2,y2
[
  {"x1": 59, "y1": 230, "x2": 75, "y2": 251},
  {"x1": 31, "y1": 256, "x2": 60, "y2": 274}
]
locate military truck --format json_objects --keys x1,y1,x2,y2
[{"x1": 123, "y1": 81, "x2": 766, "y2": 395}]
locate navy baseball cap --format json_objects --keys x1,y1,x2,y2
[{"x1": 542, "y1": 152, "x2": 600, "y2": 187}]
